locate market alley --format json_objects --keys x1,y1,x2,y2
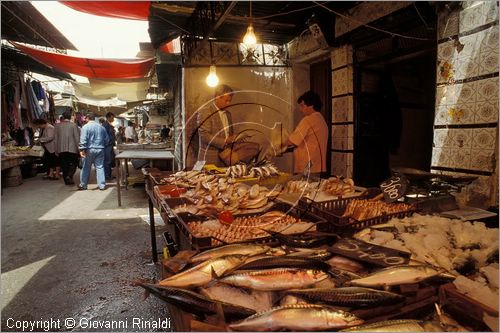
[{"x1": 1, "y1": 172, "x2": 171, "y2": 332}]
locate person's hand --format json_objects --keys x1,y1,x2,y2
[{"x1": 80, "y1": 150, "x2": 86, "y2": 157}]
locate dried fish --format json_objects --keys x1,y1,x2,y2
[
  {"x1": 238, "y1": 256, "x2": 330, "y2": 272},
  {"x1": 327, "y1": 255, "x2": 365, "y2": 273},
  {"x1": 230, "y1": 304, "x2": 364, "y2": 331}
]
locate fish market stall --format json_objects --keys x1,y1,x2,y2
[{"x1": 139, "y1": 166, "x2": 500, "y2": 331}]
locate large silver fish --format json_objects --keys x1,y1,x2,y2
[
  {"x1": 286, "y1": 287, "x2": 404, "y2": 307},
  {"x1": 190, "y1": 244, "x2": 270, "y2": 263},
  {"x1": 220, "y1": 268, "x2": 328, "y2": 291},
  {"x1": 158, "y1": 254, "x2": 247, "y2": 288},
  {"x1": 340, "y1": 319, "x2": 443, "y2": 332},
  {"x1": 230, "y1": 304, "x2": 364, "y2": 331},
  {"x1": 348, "y1": 265, "x2": 455, "y2": 288}
]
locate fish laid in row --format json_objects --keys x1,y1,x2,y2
[
  {"x1": 139, "y1": 283, "x2": 255, "y2": 320},
  {"x1": 285, "y1": 287, "x2": 404, "y2": 307},
  {"x1": 159, "y1": 254, "x2": 246, "y2": 288},
  {"x1": 190, "y1": 244, "x2": 270, "y2": 263},
  {"x1": 220, "y1": 268, "x2": 328, "y2": 291},
  {"x1": 229, "y1": 304, "x2": 364, "y2": 331},
  {"x1": 340, "y1": 319, "x2": 443, "y2": 332},
  {"x1": 348, "y1": 265, "x2": 455, "y2": 288},
  {"x1": 238, "y1": 256, "x2": 331, "y2": 271}
]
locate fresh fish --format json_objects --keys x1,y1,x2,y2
[
  {"x1": 239, "y1": 256, "x2": 330, "y2": 271},
  {"x1": 200, "y1": 282, "x2": 275, "y2": 313},
  {"x1": 158, "y1": 254, "x2": 247, "y2": 288},
  {"x1": 327, "y1": 255, "x2": 365, "y2": 273},
  {"x1": 220, "y1": 268, "x2": 328, "y2": 291},
  {"x1": 286, "y1": 287, "x2": 404, "y2": 307},
  {"x1": 190, "y1": 244, "x2": 270, "y2": 263},
  {"x1": 340, "y1": 319, "x2": 443, "y2": 332},
  {"x1": 286, "y1": 248, "x2": 333, "y2": 261},
  {"x1": 139, "y1": 283, "x2": 255, "y2": 319},
  {"x1": 329, "y1": 268, "x2": 364, "y2": 286},
  {"x1": 348, "y1": 265, "x2": 455, "y2": 288},
  {"x1": 230, "y1": 304, "x2": 364, "y2": 331}
]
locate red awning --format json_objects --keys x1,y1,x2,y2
[
  {"x1": 12, "y1": 42, "x2": 155, "y2": 79},
  {"x1": 60, "y1": 1, "x2": 150, "y2": 21}
]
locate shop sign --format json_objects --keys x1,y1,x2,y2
[
  {"x1": 379, "y1": 173, "x2": 409, "y2": 202},
  {"x1": 329, "y1": 238, "x2": 410, "y2": 267}
]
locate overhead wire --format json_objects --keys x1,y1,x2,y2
[{"x1": 312, "y1": 1, "x2": 432, "y2": 41}]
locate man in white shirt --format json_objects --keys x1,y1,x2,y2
[
  {"x1": 196, "y1": 85, "x2": 235, "y2": 165},
  {"x1": 124, "y1": 122, "x2": 136, "y2": 143}
]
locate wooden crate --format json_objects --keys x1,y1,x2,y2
[{"x1": 439, "y1": 282, "x2": 497, "y2": 331}]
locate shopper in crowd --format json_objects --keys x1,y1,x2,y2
[
  {"x1": 160, "y1": 125, "x2": 169, "y2": 142},
  {"x1": 117, "y1": 126, "x2": 125, "y2": 144},
  {"x1": 124, "y1": 122, "x2": 136, "y2": 143},
  {"x1": 78, "y1": 112, "x2": 109, "y2": 190},
  {"x1": 54, "y1": 110, "x2": 80, "y2": 185},
  {"x1": 282, "y1": 90, "x2": 328, "y2": 176},
  {"x1": 197, "y1": 84, "x2": 236, "y2": 165},
  {"x1": 102, "y1": 112, "x2": 116, "y2": 181},
  {"x1": 33, "y1": 118, "x2": 61, "y2": 180}
]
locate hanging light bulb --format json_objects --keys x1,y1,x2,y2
[
  {"x1": 243, "y1": 24, "x2": 257, "y2": 46},
  {"x1": 242, "y1": 0, "x2": 257, "y2": 46},
  {"x1": 206, "y1": 65, "x2": 219, "y2": 87}
]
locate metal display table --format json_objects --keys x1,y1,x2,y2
[{"x1": 115, "y1": 149, "x2": 175, "y2": 206}]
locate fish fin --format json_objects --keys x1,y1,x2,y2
[
  {"x1": 281, "y1": 245, "x2": 293, "y2": 255},
  {"x1": 203, "y1": 267, "x2": 220, "y2": 289}
]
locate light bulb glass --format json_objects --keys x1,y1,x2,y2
[
  {"x1": 243, "y1": 24, "x2": 257, "y2": 46},
  {"x1": 206, "y1": 65, "x2": 219, "y2": 87}
]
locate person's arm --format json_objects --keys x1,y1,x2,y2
[
  {"x1": 79, "y1": 126, "x2": 88, "y2": 157},
  {"x1": 197, "y1": 109, "x2": 227, "y2": 149},
  {"x1": 39, "y1": 126, "x2": 54, "y2": 143},
  {"x1": 74, "y1": 125, "x2": 80, "y2": 150}
]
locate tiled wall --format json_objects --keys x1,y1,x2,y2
[
  {"x1": 433, "y1": 1, "x2": 499, "y2": 207},
  {"x1": 331, "y1": 45, "x2": 354, "y2": 178}
]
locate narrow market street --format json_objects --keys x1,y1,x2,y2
[{"x1": 1, "y1": 170, "x2": 171, "y2": 332}]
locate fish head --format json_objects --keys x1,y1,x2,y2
[
  {"x1": 325, "y1": 309, "x2": 364, "y2": 328},
  {"x1": 311, "y1": 269, "x2": 329, "y2": 280}
]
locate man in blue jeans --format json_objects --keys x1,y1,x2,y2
[
  {"x1": 103, "y1": 112, "x2": 116, "y2": 181},
  {"x1": 78, "y1": 113, "x2": 110, "y2": 190}
]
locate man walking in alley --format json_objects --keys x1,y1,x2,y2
[
  {"x1": 103, "y1": 112, "x2": 116, "y2": 181},
  {"x1": 54, "y1": 110, "x2": 80, "y2": 185},
  {"x1": 78, "y1": 113, "x2": 109, "y2": 190}
]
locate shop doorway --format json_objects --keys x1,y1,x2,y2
[
  {"x1": 354, "y1": 52, "x2": 436, "y2": 187},
  {"x1": 310, "y1": 58, "x2": 332, "y2": 176}
]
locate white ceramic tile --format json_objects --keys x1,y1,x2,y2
[
  {"x1": 433, "y1": 128, "x2": 454, "y2": 148},
  {"x1": 482, "y1": 1, "x2": 499, "y2": 22},
  {"x1": 470, "y1": 148, "x2": 495, "y2": 171},
  {"x1": 438, "y1": 41, "x2": 455, "y2": 62},
  {"x1": 472, "y1": 128, "x2": 497, "y2": 149},
  {"x1": 453, "y1": 102, "x2": 475, "y2": 124},
  {"x1": 450, "y1": 148, "x2": 472, "y2": 169},
  {"x1": 332, "y1": 67, "x2": 353, "y2": 96},
  {"x1": 476, "y1": 77, "x2": 499, "y2": 102},
  {"x1": 432, "y1": 147, "x2": 453, "y2": 168},
  {"x1": 453, "y1": 56, "x2": 479, "y2": 80},
  {"x1": 478, "y1": 49, "x2": 499, "y2": 76},
  {"x1": 452, "y1": 128, "x2": 473, "y2": 148},
  {"x1": 474, "y1": 100, "x2": 499, "y2": 123},
  {"x1": 434, "y1": 106, "x2": 449, "y2": 125},
  {"x1": 460, "y1": 4, "x2": 485, "y2": 33},
  {"x1": 454, "y1": 81, "x2": 477, "y2": 104}
]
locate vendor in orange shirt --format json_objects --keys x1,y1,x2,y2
[{"x1": 283, "y1": 91, "x2": 328, "y2": 176}]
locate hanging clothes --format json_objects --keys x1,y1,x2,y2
[
  {"x1": 26, "y1": 79, "x2": 45, "y2": 120},
  {"x1": 48, "y1": 93, "x2": 56, "y2": 124}
]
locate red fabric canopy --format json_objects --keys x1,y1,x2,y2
[
  {"x1": 60, "y1": 1, "x2": 150, "y2": 21},
  {"x1": 12, "y1": 42, "x2": 155, "y2": 79}
]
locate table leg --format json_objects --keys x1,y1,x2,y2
[
  {"x1": 125, "y1": 158, "x2": 130, "y2": 190},
  {"x1": 148, "y1": 196, "x2": 159, "y2": 263},
  {"x1": 117, "y1": 158, "x2": 122, "y2": 206}
]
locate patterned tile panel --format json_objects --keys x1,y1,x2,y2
[
  {"x1": 472, "y1": 127, "x2": 497, "y2": 149},
  {"x1": 474, "y1": 100, "x2": 499, "y2": 123},
  {"x1": 332, "y1": 96, "x2": 353, "y2": 122},
  {"x1": 332, "y1": 67, "x2": 353, "y2": 96},
  {"x1": 438, "y1": 9, "x2": 459, "y2": 39},
  {"x1": 469, "y1": 148, "x2": 495, "y2": 171}
]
